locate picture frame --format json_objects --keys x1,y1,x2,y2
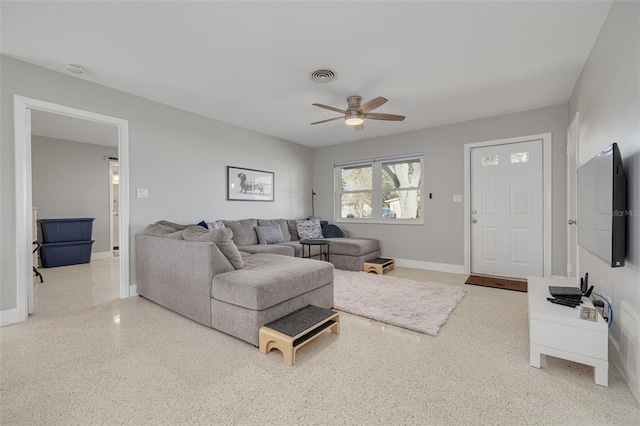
[{"x1": 227, "y1": 166, "x2": 274, "y2": 202}]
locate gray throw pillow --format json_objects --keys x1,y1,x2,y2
[
  {"x1": 144, "y1": 224, "x2": 185, "y2": 239},
  {"x1": 287, "y1": 219, "x2": 304, "y2": 241},
  {"x1": 257, "y1": 219, "x2": 291, "y2": 241},
  {"x1": 154, "y1": 220, "x2": 187, "y2": 231},
  {"x1": 255, "y1": 225, "x2": 285, "y2": 245},
  {"x1": 182, "y1": 226, "x2": 244, "y2": 269},
  {"x1": 296, "y1": 219, "x2": 323, "y2": 240}
]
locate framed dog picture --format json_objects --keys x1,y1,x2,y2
[{"x1": 227, "y1": 166, "x2": 274, "y2": 201}]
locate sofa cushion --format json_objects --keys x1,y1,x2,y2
[
  {"x1": 296, "y1": 219, "x2": 323, "y2": 240},
  {"x1": 143, "y1": 224, "x2": 184, "y2": 239},
  {"x1": 212, "y1": 253, "x2": 333, "y2": 310},
  {"x1": 221, "y1": 219, "x2": 259, "y2": 246},
  {"x1": 257, "y1": 219, "x2": 291, "y2": 241},
  {"x1": 182, "y1": 226, "x2": 244, "y2": 269},
  {"x1": 287, "y1": 219, "x2": 303, "y2": 241},
  {"x1": 255, "y1": 225, "x2": 285, "y2": 245},
  {"x1": 325, "y1": 237, "x2": 380, "y2": 256},
  {"x1": 238, "y1": 243, "x2": 295, "y2": 257}
]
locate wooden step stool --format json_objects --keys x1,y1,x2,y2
[
  {"x1": 259, "y1": 305, "x2": 340, "y2": 366},
  {"x1": 363, "y1": 257, "x2": 395, "y2": 274}
]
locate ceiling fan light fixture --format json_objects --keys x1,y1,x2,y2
[
  {"x1": 345, "y1": 117, "x2": 364, "y2": 126},
  {"x1": 345, "y1": 110, "x2": 363, "y2": 126}
]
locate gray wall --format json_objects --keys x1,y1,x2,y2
[
  {"x1": 568, "y1": 0, "x2": 639, "y2": 396},
  {"x1": 313, "y1": 104, "x2": 568, "y2": 274},
  {"x1": 32, "y1": 136, "x2": 118, "y2": 253},
  {"x1": 1, "y1": 56, "x2": 313, "y2": 311}
]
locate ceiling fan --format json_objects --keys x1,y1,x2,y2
[{"x1": 311, "y1": 96, "x2": 405, "y2": 131}]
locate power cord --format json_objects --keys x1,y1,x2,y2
[{"x1": 592, "y1": 292, "x2": 613, "y2": 328}]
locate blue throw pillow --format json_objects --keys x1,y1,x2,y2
[
  {"x1": 197, "y1": 220, "x2": 209, "y2": 229},
  {"x1": 322, "y1": 224, "x2": 343, "y2": 238},
  {"x1": 320, "y1": 220, "x2": 329, "y2": 229}
]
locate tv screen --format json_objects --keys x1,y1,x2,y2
[{"x1": 577, "y1": 143, "x2": 626, "y2": 267}]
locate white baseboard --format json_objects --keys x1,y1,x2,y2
[
  {"x1": 1, "y1": 308, "x2": 18, "y2": 326},
  {"x1": 91, "y1": 251, "x2": 113, "y2": 260},
  {"x1": 393, "y1": 258, "x2": 465, "y2": 274},
  {"x1": 129, "y1": 285, "x2": 138, "y2": 297}
]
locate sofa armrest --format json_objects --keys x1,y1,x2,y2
[{"x1": 136, "y1": 234, "x2": 234, "y2": 326}]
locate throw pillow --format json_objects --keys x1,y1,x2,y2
[
  {"x1": 206, "y1": 220, "x2": 226, "y2": 230},
  {"x1": 182, "y1": 227, "x2": 244, "y2": 269},
  {"x1": 257, "y1": 219, "x2": 291, "y2": 241},
  {"x1": 322, "y1": 224, "x2": 344, "y2": 238},
  {"x1": 197, "y1": 220, "x2": 209, "y2": 229},
  {"x1": 296, "y1": 219, "x2": 323, "y2": 241},
  {"x1": 155, "y1": 220, "x2": 186, "y2": 231},
  {"x1": 144, "y1": 224, "x2": 184, "y2": 239},
  {"x1": 255, "y1": 225, "x2": 285, "y2": 245},
  {"x1": 287, "y1": 219, "x2": 302, "y2": 241}
]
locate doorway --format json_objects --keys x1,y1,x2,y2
[
  {"x1": 567, "y1": 113, "x2": 579, "y2": 280},
  {"x1": 109, "y1": 160, "x2": 120, "y2": 256},
  {"x1": 464, "y1": 133, "x2": 552, "y2": 279},
  {"x1": 13, "y1": 95, "x2": 130, "y2": 323}
]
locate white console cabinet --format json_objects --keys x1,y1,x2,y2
[{"x1": 528, "y1": 275, "x2": 608, "y2": 386}]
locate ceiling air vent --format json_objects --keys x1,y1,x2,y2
[{"x1": 309, "y1": 69, "x2": 336, "y2": 83}]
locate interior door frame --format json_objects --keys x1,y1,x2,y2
[
  {"x1": 463, "y1": 133, "x2": 552, "y2": 277},
  {"x1": 566, "y1": 113, "x2": 579, "y2": 281},
  {"x1": 109, "y1": 159, "x2": 119, "y2": 257},
  {"x1": 14, "y1": 95, "x2": 131, "y2": 323}
]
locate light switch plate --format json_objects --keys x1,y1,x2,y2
[
  {"x1": 137, "y1": 188, "x2": 149, "y2": 199},
  {"x1": 453, "y1": 194, "x2": 462, "y2": 203}
]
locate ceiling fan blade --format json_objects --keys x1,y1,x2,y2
[
  {"x1": 312, "y1": 103, "x2": 347, "y2": 114},
  {"x1": 353, "y1": 123, "x2": 364, "y2": 131},
  {"x1": 310, "y1": 116, "x2": 344, "y2": 125},
  {"x1": 363, "y1": 113, "x2": 405, "y2": 121},
  {"x1": 357, "y1": 97, "x2": 388, "y2": 113}
]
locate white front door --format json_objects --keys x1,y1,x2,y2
[{"x1": 471, "y1": 140, "x2": 544, "y2": 279}]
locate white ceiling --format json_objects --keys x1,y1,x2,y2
[
  {"x1": 1, "y1": 1, "x2": 612, "y2": 148},
  {"x1": 31, "y1": 110, "x2": 118, "y2": 148}
]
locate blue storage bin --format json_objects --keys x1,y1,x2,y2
[
  {"x1": 39, "y1": 218, "x2": 95, "y2": 243},
  {"x1": 39, "y1": 241, "x2": 94, "y2": 268}
]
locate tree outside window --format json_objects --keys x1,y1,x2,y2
[{"x1": 336, "y1": 155, "x2": 423, "y2": 223}]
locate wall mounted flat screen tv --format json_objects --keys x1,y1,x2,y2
[{"x1": 577, "y1": 143, "x2": 626, "y2": 267}]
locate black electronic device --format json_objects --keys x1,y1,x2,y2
[
  {"x1": 577, "y1": 143, "x2": 626, "y2": 267},
  {"x1": 549, "y1": 286, "x2": 583, "y2": 300},
  {"x1": 547, "y1": 298, "x2": 579, "y2": 308}
]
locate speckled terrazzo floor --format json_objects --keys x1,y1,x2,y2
[{"x1": 1, "y1": 258, "x2": 638, "y2": 425}]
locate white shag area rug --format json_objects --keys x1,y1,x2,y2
[{"x1": 333, "y1": 269, "x2": 467, "y2": 336}]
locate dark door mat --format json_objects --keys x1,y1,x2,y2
[{"x1": 465, "y1": 275, "x2": 527, "y2": 292}]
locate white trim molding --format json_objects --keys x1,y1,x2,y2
[
  {"x1": 394, "y1": 258, "x2": 465, "y2": 275},
  {"x1": 91, "y1": 251, "x2": 114, "y2": 261},
  {"x1": 1, "y1": 308, "x2": 18, "y2": 326},
  {"x1": 463, "y1": 133, "x2": 552, "y2": 278},
  {"x1": 13, "y1": 95, "x2": 131, "y2": 324}
]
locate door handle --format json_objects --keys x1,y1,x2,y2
[{"x1": 568, "y1": 219, "x2": 576, "y2": 225}]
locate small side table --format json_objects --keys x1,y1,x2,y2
[{"x1": 300, "y1": 239, "x2": 330, "y2": 262}]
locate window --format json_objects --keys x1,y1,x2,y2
[{"x1": 335, "y1": 154, "x2": 423, "y2": 223}]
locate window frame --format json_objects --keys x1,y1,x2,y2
[{"x1": 334, "y1": 154, "x2": 424, "y2": 225}]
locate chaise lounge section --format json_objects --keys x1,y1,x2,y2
[{"x1": 136, "y1": 223, "x2": 334, "y2": 346}]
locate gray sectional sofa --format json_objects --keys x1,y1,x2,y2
[
  {"x1": 221, "y1": 218, "x2": 381, "y2": 271},
  {"x1": 136, "y1": 223, "x2": 334, "y2": 346},
  {"x1": 135, "y1": 219, "x2": 380, "y2": 346}
]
